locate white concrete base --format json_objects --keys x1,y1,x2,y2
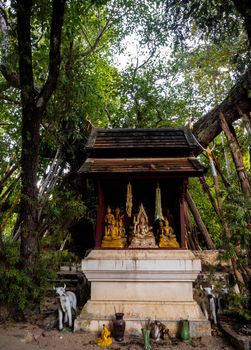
[{"x1": 74, "y1": 249, "x2": 211, "y2": 337}]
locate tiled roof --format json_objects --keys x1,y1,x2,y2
[
  {"x1": 79, "y1": 127, "x2": 206, "y2": 176},
  {"x1": 79, "y1": 157, "x2": 205, "y2": 175}
]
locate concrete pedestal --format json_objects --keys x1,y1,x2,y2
[{"x1": 74, "y1": 250, "x2": 211, "y2": 337}]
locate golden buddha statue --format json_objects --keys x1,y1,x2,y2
[
  {"x1": 96, "y1": 324, "x2": 112, "y2": 347},
  {"x1": 104, "y1": 206, "x2": 114, "y2": 235},
  {"x1": 158, "y1": 217, "x2": 180, "y2": 248},
  {"x1": 129, "y1": 204, "x2": 158, "y2": 248},
  {"x1": 101, "y1": 206, "x2": 126, "y2": 248},
  {"x1": 115, "y1": 207, "x2": 126, "y2": 238}
]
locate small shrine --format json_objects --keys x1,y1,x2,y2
[{"x1": 75, "y1": 127, "x2": 211, "y2": 337}]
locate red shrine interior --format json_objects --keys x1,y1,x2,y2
[{"x1": 94, "y1": 177, "x2": 187, "y2": 249}]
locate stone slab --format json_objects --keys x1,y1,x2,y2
[
  {"x1": 219, "y1": 321, "x2": 251, "y2": 350},
  {"x1": 82, "y1": 249, "x2": 201, "y2": 282},
  {"x1": 91, "y1": 281, "x2": 193, "y2": 301}
]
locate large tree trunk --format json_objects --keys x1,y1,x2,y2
[
  {"x1": 193, "y1": 64, "x2": 251, "y2": 148},
  {"x1": 232, "y1": 0, "x2": 251, "y2": 46},
  {"x1": 17, "y1": 0, "x2": 40, "y2": 270},
  {"x1": 16, "y1": 0, "x2": 66, "y2": 272},
  {"x1": 192, "y1": 0, "x2": 251, "y2": 149}
]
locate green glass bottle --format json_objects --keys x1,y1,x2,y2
[
  {"x1": 180, "y1": 319, "x2": 190, "y2": 342},
  {"x1": 142, "y1": 328, "x2": 151, "y2": 350}
]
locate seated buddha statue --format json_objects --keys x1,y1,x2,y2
[
  {"x1": 129, "y1": 204, "x2": 158, "y2": 248},
  {"x1": 101, "y1": 206, "x2": 126, "y2": 248},
  {"x1": 158, "y1": 217, "x2": 180, "y2": 248}
]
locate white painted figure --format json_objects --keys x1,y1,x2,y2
[
  {"x1": 193, "y1": 285, "x2": 217, "y2": 325},
  {"x1": 54, "y1": 284, "x2": 77, "y2": 330}
]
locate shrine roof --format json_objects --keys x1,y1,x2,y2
[
  {"x1": 79, "y1": 127, "x2": 206, "y2": 176},
  {"x1": 85, "y1": 127, "x2": 202, "y2": 157},
  {"x1": 79, "y1": 157, "x2": 206, "y2": 176}
]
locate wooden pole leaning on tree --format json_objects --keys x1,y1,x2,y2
[
  {"x1": 184, "y1": 201, "x2": 201, "y2": 250},
  {"x1": 199, "y1": 176, "x2": 220, "y2": 217},
  {"x1": 206, "y1": 146, "x2": 246, "y2": 290},
  {"x1": 185, "y1": 191, "x2": 215, "y2": 250},
  {"x1": 219, "y1": 112, "x2": 251, "y2": 197}
]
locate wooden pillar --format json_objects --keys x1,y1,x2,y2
[
  {"x1": 180, "y1": 180, "x2": 187, "y2": 249},
  {"x1": 95, "y1": 180, "x2": 104, "y2": 248}
]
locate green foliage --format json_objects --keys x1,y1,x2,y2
[
  {"x1": 189, "y1": 177, "x2": 223, "y2": 247},
  {"x1": 41, "y1": 188, "x2": 86, "y2": 250},
  {"x1": 224, "y1": 292, "x2": 251, "y2": 322},
  {"x1": 221, "y1": 185, "x2": 251, "y2": 257},
  {"x1": 0, "y1": 238, "x2": 60, "y2": 315},
  {"x1": 165, "y1": 0, "x2": 245, "y2": 45},
  {"x1": 0, "y1": 239, "x2": 30, "y2": 313},
  {"x1": 55, "y1": 249, "x2": 79, "y2": 267}
]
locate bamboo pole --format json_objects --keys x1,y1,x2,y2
[
  {"x1": 206, "y1": 147, "x2": 246, "y2": 290},
  {"x1": 184, "y1": 201, "x2": 199, "y2": 250},
  {"x1": 219, "y1": 112, "x2": 251, "y2": 197},
  {"x1": 185, "y1": 191, "x2": 215, "y2": 250},
  {"x1": 211, "y1": 152, "x2": 231, "y2": 188},
  {"x1": 199, "y1": 176, "x2": 221, "y2": 217}
]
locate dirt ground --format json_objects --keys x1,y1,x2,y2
[{"x1": 0, "y1": 322, "x2": 235, "y2": 350}]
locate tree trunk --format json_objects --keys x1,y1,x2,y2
[
  {"x1": 185, "y1": 191, "x2": 215, "y2": 249},
  {"x1": 16, "y1": 0, "x2": 66, "y2": 272},
  {"x1": 16, "y1": 0, "x2": 40, "y2": 270},
  {"x1": 192, "y1": 0, "x2": 251, "y2": 149},
  {"x1": 193, "y1": 64, "x2": 251, "y2": 148},
  {"x1": 219, "y1": 112, "x2": 251, "y2": 197},
  {"x1": 232, "y1": 0, "x2": 251, "y2": 46}
]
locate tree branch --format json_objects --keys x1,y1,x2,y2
[
  {"x1": 232, "y1": 0, "x2": 251, "y2": 46},
  {"x1": 17, "y1": 0, "x2": 34, "y2": 111},
  {"x1": 0, "y1": 63, "x2": 41, "y2": 93},
  {"x1": 36, "y1": 0, "x2": 66, "y2": 110},
  {"x1": 0, "y1": 5, "x2": 9, "y2": 28},
  {"x1": 193, "y1": 64, "x2": 251, "y2": 148},
  {"x1": 0, "y1": 64, "x2": 20, "y2": 88},
  {"x1": 82, "y1": 17, "x2": 111, "y2": 57}
]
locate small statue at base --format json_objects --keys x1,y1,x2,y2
[
  {"x1": 158, "y1": 218, "x2": 180, "y2": 248},
  {"x1": 96, "y1": 324, "x2": 113, "y2": 347},
  {"x1": 129, "y1": 204, "x2": 157, "y2": 248}
]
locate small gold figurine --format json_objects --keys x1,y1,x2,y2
[
  {"x1": 159, "y1": 217, "x2": 180, "y2": 248},
  {"x1": 115, "y1": 207, "x2": 126, "y2": 237},
  {"x1": 101, "y1": 206, "x2": 126, "y2": 248},
  {"x1": 96, "y1": 324, "x2": 113, "y2": 347},
  {"x1": 104, "y1": 206, "x2": 115, "y2": 237}
]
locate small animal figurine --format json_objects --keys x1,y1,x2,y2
[
  {"x1": 150, "y1": 320, "x2": 169, "y2": 341},
  {"x1": 54, "y1": 284, "x2": 77, "y2": 330},
  {"x1": 150, "y1": 321, "x2": 161, "y2": 341},
  {"x1": 193, "y1": 285, "x2": 217, "y2": 325}
]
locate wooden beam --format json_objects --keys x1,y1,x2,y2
[
  {"x1": 185, "y1": 191, "x2": 215, "y2": 250},
  {"x1": 95, "y1": 180, "x2": 104, "y2": 248}
]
